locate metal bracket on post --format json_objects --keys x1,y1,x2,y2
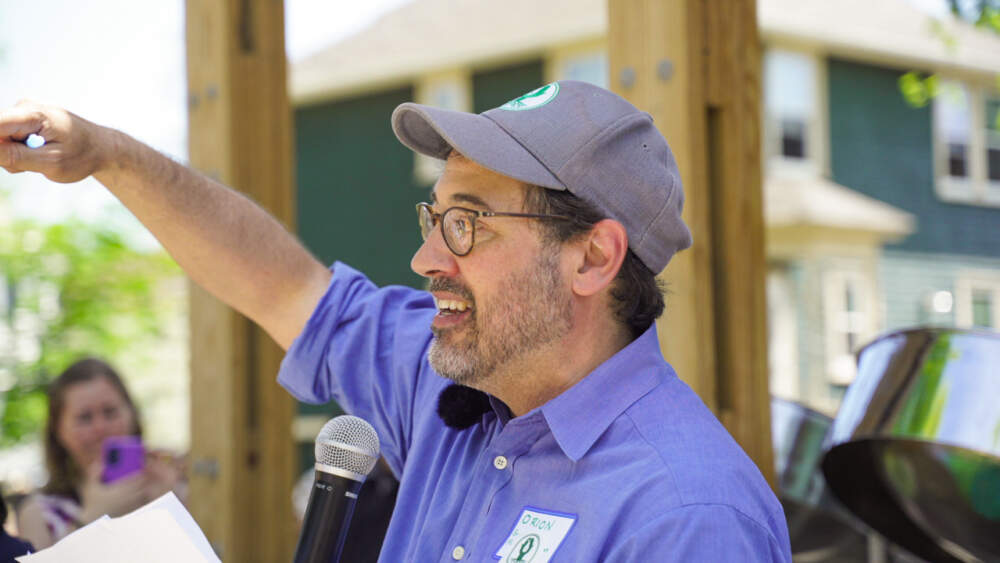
[
  {"x1": 191, "y1": 457, "x2": 220, "y2": 480},
  {"x1": 619, "y1": 67, "x2": 636, "y2": 89},
  {"x1": 657, "y1": 59, "x2": 674, "y2": 81}
]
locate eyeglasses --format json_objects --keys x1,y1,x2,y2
[{"x1": 416, "y1": 202, "x2": 571, "y2": 256}]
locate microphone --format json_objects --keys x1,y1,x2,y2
[{"x1": 293, "y1": 415, "x2": 381, "y2": 563}]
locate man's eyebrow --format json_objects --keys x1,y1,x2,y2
[{"x1": 450, "y1": 193, "x2": 493, "y2": 211}]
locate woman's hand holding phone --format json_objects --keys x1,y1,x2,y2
[
  {"x1": 77, "y1": 460, "x2": 149, "y2": 525},
  {"x1": 76, "y1": 438, "x2": 188, "y2": 527},
  {"x1": 144, "y1": 450, "x2": 186, "y2": 501}
]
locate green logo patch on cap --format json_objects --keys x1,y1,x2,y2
[{"x1": 499, "y1": 82, "x2": 560, "y2": 111}]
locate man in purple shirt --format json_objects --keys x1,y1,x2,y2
[{"x1": 0, "y1": 81, "x2": 791, "y2": 561}]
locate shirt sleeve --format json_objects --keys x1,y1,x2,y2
[
  {"x1": 277, "y1": 262, "x2": 446, "y2": 475},
  {"x1": 604, "y1": 503, "x2": 792, "y2": 562}
]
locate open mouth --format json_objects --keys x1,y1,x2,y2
[
  {"x1": 435, "y1": 298, "x2": 472, "y2": 315},
  {"x1": 432, "y1": 296, "x2": 474, "y2": 328}
]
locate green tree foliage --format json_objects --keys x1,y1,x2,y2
[
  {"x1": 901, "y1": 0, "x2": 1000, "y2": 128},
  {"x1": 0, "y1": 193, "x2": 181, "y2": 446},
  {"x1": 949, "y1": 0, "x2": 1000, "y2": 32}
]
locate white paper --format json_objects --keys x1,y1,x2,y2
[
  {"x1": 126, "y1": 491, "x2": 218, "y2": 561},
  {"x1": 16, "y1": 493, "x2": 220, "y2": 563}
]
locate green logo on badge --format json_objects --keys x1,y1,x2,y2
[
  {"x1": 507, "y1": 534, "x2": 541, "y2": 562},
  {"x1": 499, "y1": 83, "x2": 560, "y2": 111}
]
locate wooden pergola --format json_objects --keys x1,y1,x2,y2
[{"x1": 184, "y1": 0, "x2": 770, "y2": 560}]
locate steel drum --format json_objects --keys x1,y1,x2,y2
[
  {"x1": 771, "y1": 397, "x2": 868, "y2": 560},
  {"x1": 822, "y1": 328, "x2": 1000, "y2": 562}
]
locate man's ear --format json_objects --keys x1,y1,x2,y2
[{"x1": 571, "y1": 219, "x2": 628, "y2": 297}]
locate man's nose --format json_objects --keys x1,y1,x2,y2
[{"x1": 411, "y1": 225, "x2": 458, "y2": 278}]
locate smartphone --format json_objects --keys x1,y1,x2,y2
[{"x1": 101, "y1": 436, "x2": 145, "y2": 483}]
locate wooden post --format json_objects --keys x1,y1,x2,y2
[
  {"x1": 185, "y1": 0, "x2": 297, "y2": 560},
  {"x1": 608, "y1": 0, "x2": 775, "y2": 485}
]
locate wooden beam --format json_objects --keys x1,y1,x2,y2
[
  {"x1": 608, "y1": 0, "x2": 775, "y2": 486},
  {"x1": 185, "y1": 1, "x2": 297, "y2": 561}
]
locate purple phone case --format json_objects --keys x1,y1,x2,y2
[{"x1": 101, "y1": 436, "x2": 145, "y2": 483}]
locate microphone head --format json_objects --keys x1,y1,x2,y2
[{"x1": 315, "y1": 415, "x2": 380, "y2": 479}]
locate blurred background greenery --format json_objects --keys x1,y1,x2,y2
[{"x1": 0, "y1": 189, "x2": 182, "y2": 448}]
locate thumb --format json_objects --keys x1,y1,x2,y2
[{"x1": 0, "y1": 105, "x2": 45, "y2": 141}]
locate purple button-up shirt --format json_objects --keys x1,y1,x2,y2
[{"x1": 279, "y1": 263, "x2": 791, "y2": 562}]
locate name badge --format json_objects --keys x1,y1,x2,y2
[{"x1": 493, "y1": 506, "x2": 577, "y2": 562}]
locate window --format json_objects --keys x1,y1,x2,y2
[
  {"x1": 934, "y1": 81, "x2": 1000, "y2": 206},
  {"x1": 823, "y1": 270, "x2": 874, "y2": 386},
  {"x1": 936, "y1": 83, "x2": 973, "y2": 196},
  {"x1": 972, "y1": 289, "x2": 994, "y2": 328},
  {"x1": 956, "y1": 272, "x2": 1000, "y2": 330},
  {"x1": 780, "y1": 118, "x2": 806, "y2": 159},
  {"x1": 987, "y1": 98, "x2": 1000, "y2": 183},
  {"x1": 763, "y1": 49, "x2": 822, "y2": 170}
]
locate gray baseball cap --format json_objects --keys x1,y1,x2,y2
[{"x1": 391, "y1": 80, "x2": 692, "y2": 273}]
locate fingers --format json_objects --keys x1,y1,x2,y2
[
  {"x1": 0, "y1": 102, "x2": 103, "y2": 183},
  {"x1": 0, "y1": 104, "x2": 46, "y2": 141},
  {"x1": 114, "y1": 472, "x2": 149, "y2": 490},
  {"x1": 0, "y1": 137, "x2": 58, "y2": 173},
  {"x1": 144, "y1": 459, "x2": 181, "y2": 491},
  {"x1": 108, "y1": 473, "x2": 150, "y2": 504},
  {"x1": 0, "y1": 105, "x2": 56, "y2": 174}
]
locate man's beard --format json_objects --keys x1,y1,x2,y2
[{"x1": 427, "y1": 247, "x2": 573, "y2": 387}]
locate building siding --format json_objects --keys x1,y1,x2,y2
[
  {"x1": 472, "y1": 60, "x2": 545, "y2": 113},
  {"x1": 880, "y1": 249, "x2": 1000, "y2": 329},
  {"x1": 294, "y1": 86, "x2": 426, "y2": 291},
  {"x1": 827, "y1": 58, "x2": 1000, "y2": 258}
]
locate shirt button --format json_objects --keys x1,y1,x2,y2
[
  {"x1": 452, "y1": 545, "x2": 465, "y2": 560},
  {"x1": 493, "y1": 455, "x2": 508, "y2": 470}
]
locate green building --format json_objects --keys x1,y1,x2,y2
[{"x1": 286, "y1": 0, "x2": 1000, "y2": 448}]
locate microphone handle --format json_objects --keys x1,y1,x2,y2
[{"x1": 293, "y1": 469, "x2": 364, "y2": 563}]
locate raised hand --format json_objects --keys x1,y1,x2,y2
[
  {"x1": 0, "y1": 99, "x2": 330, "y2": 350},
  {"x1": 77, "y1": 460, "x2": 150, "y2": 523},
  {"x1": 0, "y1": 100, "x2": 113, "y2": 183},
  {"x1": 143, "y1": 450, "x2": 187, "y2": 501}
]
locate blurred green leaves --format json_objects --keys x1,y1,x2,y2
[
  {"x1": 902, "y1": 1, "x2": 1000, "y2": 128},
  {"x1": 965, "y1": 1, "x2": 1000, "y2": 33},
  {"x1": 0, "y1": 192, "x2": 181, "y2": 446},
  {"x1": 900, "y1": 72, "x2": 940, "y2": 108}
]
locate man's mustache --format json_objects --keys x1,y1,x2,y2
[{"x1": 427, "y1": 278, "x2": 474, "y2": 302}]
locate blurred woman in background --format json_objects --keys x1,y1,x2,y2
[{"x1": 15, "y1": 358, "x2": 183, "y2": 550}]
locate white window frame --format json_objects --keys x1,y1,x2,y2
[
  {"x1": 767, "y1": 267, "x2": 800, "y2": 400},
  {"x1": 762, "y1": 47, "x2": 829, "y2": 177},
  {"x1": 933, "y1": 80, "x2": 1000, "y2": 208},
  {"x1": 955, "y1": 270, "x2": 1000, "y2": 330},
  {"x1": 823, "y1": 269, "x2": 876, "y2": 386},
  {"x1": 413, "y1": 70, "x2": 472, "y2": 185}
]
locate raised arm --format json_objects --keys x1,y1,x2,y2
[{"x1": 0, "y1": 101, "x2": 331, "y2": 349}]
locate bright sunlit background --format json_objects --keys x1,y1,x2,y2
[
  {"x1": 0, "y1": 0, "x2": 412, "y2": 490},
  {"x1": 0, "y1": 0, "x2": 412, "y2": 238}
]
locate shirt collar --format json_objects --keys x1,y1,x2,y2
[
  {"x1": 488, "y1": 394, "x2": 513, "y2": 426},
  {"x1": 539, "y1": 323, "x2": 670, "y2": 462}
]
